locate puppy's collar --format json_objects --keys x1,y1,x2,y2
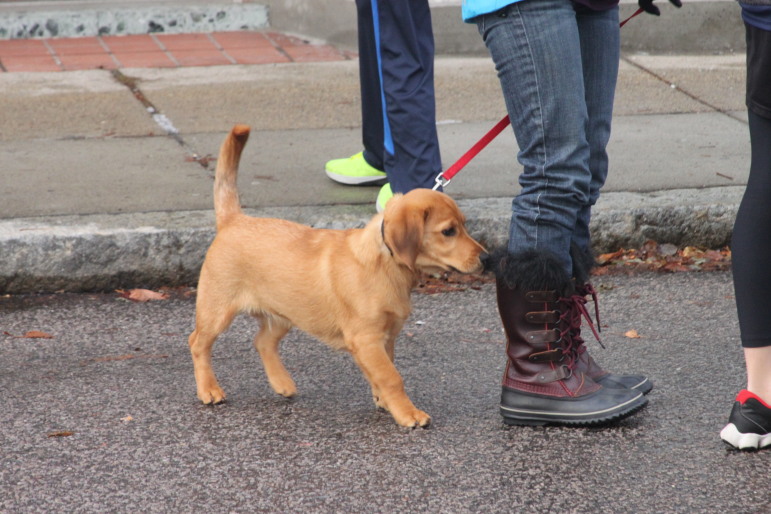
[{"x1": 380, "y1": 220, "x2": 394, "y2": 256}]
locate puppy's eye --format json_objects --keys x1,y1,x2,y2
[{"x1": 442, "y1": 227, "x2": 457, "y2": 237}]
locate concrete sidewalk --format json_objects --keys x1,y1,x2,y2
[{"x1": 0, "y1": 8, "x2": 751, "y2": 293}]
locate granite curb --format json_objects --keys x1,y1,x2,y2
[{"x1": 0, "y1": 186, "x2": 743, "y2": 294}]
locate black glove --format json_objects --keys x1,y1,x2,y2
[{"x1": 638, "y1": 0, "x2": 682, "y2": 16}]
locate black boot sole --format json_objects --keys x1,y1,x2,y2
[
  {"x1": 500, "y1": 387, "x2": 648, "y2": 427},
  {"x1": 595, "y1": 374, "x2": 654, "y2": 395}
]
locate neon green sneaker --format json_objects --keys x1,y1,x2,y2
[
  {"x1": 376, "y1": 183, "x2": 393, "y2": 213},
  {"x1": 325, "y1": 152, "x2": 387, "y2": 185}
]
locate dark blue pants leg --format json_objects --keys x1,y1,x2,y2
[
  {"x1": 356, "y1": 0, "x2": 384, "y2": 171},
  {"x1": 358, "y1": 0, "x2": 442, "y2": 193}
]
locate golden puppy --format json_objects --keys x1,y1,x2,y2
[{"x1": 188, "y1": 125, "x2": 486, "y2": 428}]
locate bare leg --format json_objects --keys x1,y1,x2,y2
[{"x1": 745, "y1": 346, "x2": 771, "y2": 404}]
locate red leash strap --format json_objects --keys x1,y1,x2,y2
[
  {"x1": 619, "y1": 7, "x2": 644, "y2": 28},
  {"x1": 433, "y1": 114, "x2": 511, "y2": 190}
]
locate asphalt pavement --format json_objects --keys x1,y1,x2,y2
[{"x1": 1, "y1": 272, "x2": 769, "y2": 512}]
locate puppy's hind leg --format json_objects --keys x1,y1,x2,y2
[
  {"x1": 253, "y1": 315, "x2": 296, "y2": 398},
  {"x1": 189, "y1": 304, "x2": 237, "y2": 405}
]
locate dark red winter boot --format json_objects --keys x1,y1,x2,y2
[{"x1": 492, "y1": 249, "x2": 647, "y2": 426}]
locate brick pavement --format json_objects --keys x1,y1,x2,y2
[{"x1": 0, "y1": 31, "x2": 355, "y2": 72}]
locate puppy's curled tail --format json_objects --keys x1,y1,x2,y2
[{"x1": 214, "y1": 124, "x2": 250, "y2": 230}]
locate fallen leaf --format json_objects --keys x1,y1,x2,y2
[
  {"x1": 640, "y1": 240, "x2": 659, "y2": 259},
  {"x1": 415, "y1": 270, "x2": 493, "y2": 295},
  {"x1": 681, "y1": 246, "x2": 702, "y2": 259},
  {"x1": 47, "y1": 431, "x2": 74, "y2": 438},
  {"x1": 121, "y1": 415, "x2": 133, "y2": 422},
  {"x1": 3, "y1": 330, "x2": 54, "y2": 339},
  {"x1": 118, "y1": 289, "x2": 169, "y2": 302},
  {"x1": 624, "y1": 330, "x2": 642, "y2": 339},
  {"x1": 596, "y1": 243, "x2": 731, "y2": 274},
  {"x1": 23, "y1": 330, "x2": 54, "y2": 339},
  {"x1": 701, "y1": 260, "x2": 731, "y2": 272},
  {"x1": 662, "y1": 262, "x2": 692, "y2": 273},
  {"x1": 704, "y1": 249, "x2": 724, "y2": 261},
  {"x1": 597, "y1": 250, "x2": 625, "y2": 265}
]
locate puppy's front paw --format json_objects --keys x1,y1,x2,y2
[
  {"x1": 270, "y1": 379, "x2": 297, "y2": 399},
  {"x1": 395, "y1": 408, "x2": 431, "y2": 429},
  {"x1": 197, "y1": 384, "x2": 226, "y2": 405}
]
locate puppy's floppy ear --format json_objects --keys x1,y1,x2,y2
[{"x1": 383, "y1": 204, "x2": 427, "y2": 271}]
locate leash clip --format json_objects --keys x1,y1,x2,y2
[{"x1": 433, "y1": 173, "x2": 451, "y2": 191}]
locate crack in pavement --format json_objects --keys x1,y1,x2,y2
[
  {"x1": 620, "y1": 55, "x2": 747, "y2": 125},
  {"x1": 109, "y1": 69, "x2": 213, "y2": 170}
]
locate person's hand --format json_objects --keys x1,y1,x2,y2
[{"x1": 638, "y1": 0, "x2": 682, "y2": 16}]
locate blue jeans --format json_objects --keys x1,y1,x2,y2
[{"x1": 475, "y1": 0, "x2": 620, "y2": 274}]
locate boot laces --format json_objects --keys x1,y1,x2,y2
[{"x1": 557, "y1": 285, "x2": 605, "y2": 369}]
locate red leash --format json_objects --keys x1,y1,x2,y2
[
  {"x1": 432, "y1": 7, "x2": 644, "y2": 191},
  {"x1": 620, "y1": 7, "x2": 645, "y2": 27},
  {"x1": 433, "y1": 114, "x2": 511, "y2": 190}
]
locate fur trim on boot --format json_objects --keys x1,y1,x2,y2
[
  {"x1": 570, "y1": 243, "x2": 596, "y2": 285},
  {"x1": 485, "y1": 247, "x2": 573, "y2": 296}
]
